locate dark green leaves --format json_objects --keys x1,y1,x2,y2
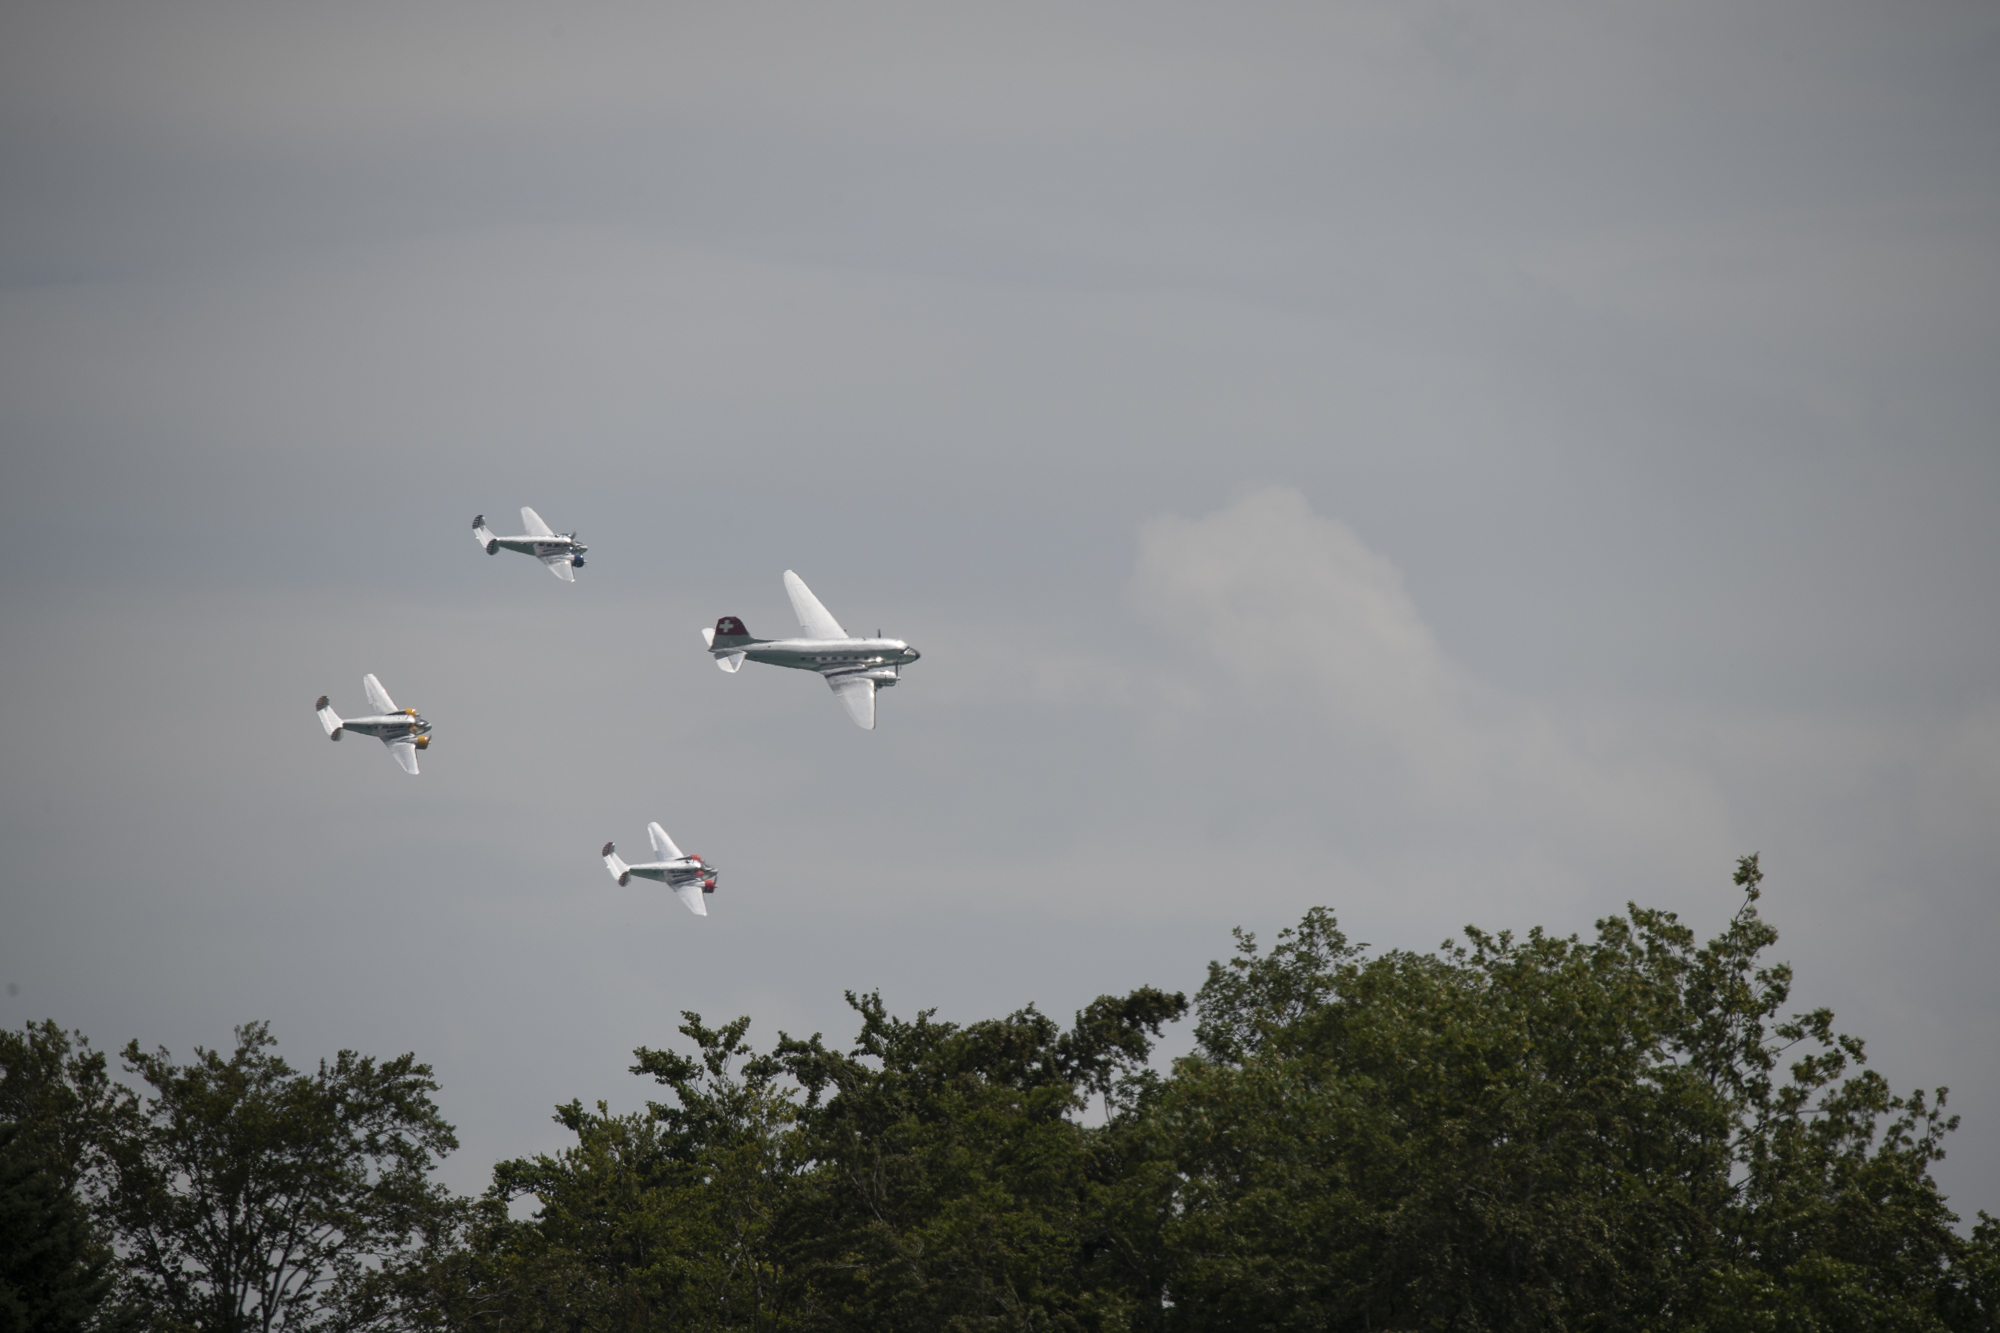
[
  {"x1": 18, "y1": 857, "x2": 1990, "y2": 1333},
  {"x1": 98, "y1": 1022, "x2": 459, "y2": 1333}
]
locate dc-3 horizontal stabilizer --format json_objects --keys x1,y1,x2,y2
[
  {"x1": 602, "y1": 821, "x2": 716, "y2": 916},
  {"x1": 471, "y1": 507, "x2": 587, "y2": 581},
  {"x1": 314, "y1": 674, "x2": 431, "y2": 775},
  {"x1": 701, "y1": 570, "x2": 920, "y2": 729}
]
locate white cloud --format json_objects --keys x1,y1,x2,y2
[{"x1": 1131, "y1": 487, "x2": 1737, "y2": 918}]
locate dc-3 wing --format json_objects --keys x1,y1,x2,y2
[
  {"x1": 520, "y1": 506, "x2": 556, "y2": 537},
  {"x1": 784, "y1": 570, "x2": 847, "y2": 641},
  {"x1": 385, "y1": 739, "x2": 420, "y2": 775},
  {"x1": 829, "y1": 675, "x2": 876, "y2": 730},
  {"x1": 364, "y1": 673, "x2": 397, "y2": 714},
  {"x1": 538, "y1": 554, "x2": 576, "y2": 582},
  {"x1": 672, "y1": 881, "x2": 709, "y2": 917},
  {"x1": 647, "y1": 821, "x2": 684, "y2": 860}
]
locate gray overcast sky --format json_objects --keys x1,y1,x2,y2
[{"x1": 3, "y1": 0, "x2": 1998, "y2": 1207}]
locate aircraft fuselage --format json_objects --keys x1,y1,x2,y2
[
  {"x1": 621, "y1": 857, "x2": 716, "y2": 893},
  {"x1": 336, "y1": 712, "x2": 431, "y2": 740},
  {"x1": 740, "y1": 638, "x2": 920, "y2": 677},
  {"x1": 491, "y1": 536, "x2": 582, "y2": 559}
]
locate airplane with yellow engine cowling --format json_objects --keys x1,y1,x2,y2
[
  {"x1": 703, "y1": 570, "x2": 920, "y2": 729},
  {"x1": 314, "y1": 674, "x2": 432, "y2": 775}
]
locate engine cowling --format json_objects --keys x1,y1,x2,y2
[{"x1": 413, "y1": 736, "x2": 430, "y2": 750}]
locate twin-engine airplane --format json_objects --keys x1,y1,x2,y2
[
  {"x1": 472, "y1": 508, "x2": 587, "y2": 581},
  {"x1": 704, "y1": 570, "x2": 920, "y2": 729},
  {"x1": 315, "y1": 674, "x2": 432, "y2": 775},
  {"x1": 602, "y1": 822, "x2": 716, "y2": 916}
]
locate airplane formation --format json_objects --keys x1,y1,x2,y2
[{"x1": 315, "y1": 507, "x2": 920, "y2": 917}]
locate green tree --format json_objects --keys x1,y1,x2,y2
[
  {"x1": 443, "y1": 989, "x2": 1185, "y2": 1333},
  {"x1": 0, "y1": 1022, "x2": 131, "y2": 1333},
  {"x1": 776, "y1": 987, "x2": 1185, "y2": 1333},
  {"x1": 439, "y1": 1012, "x2": 812, "y2": 1333},
  {"x1": 1147, "y1": 856, "x2": 1987, "y2": 1331},
  {"x1": 0, "y1": 1122, "x2": 120, "y2": 1333},
  {"x1": 98, "y1": 1022, "x2": 458, "y2": 1333},
  {"x1": 416, "y1": 856, "x2": 1998, "y2": 1333},
  {"x1": 0, "y1": 1023, "x2": 122, "y2": 1199}
]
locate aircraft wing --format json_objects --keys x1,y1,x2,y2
[
  {"x1": 647, "y1": 821, "x2": 684, "y2": 860},
  {"x1": 671, "y1": 879, "x2": 708, "y2": 917},
  {"x1": 784, "y1": 570, "x2": 848, "y2": 640},
  {"x1": 539, "y1": 554, "x2": 576, "y2": 582},
  {"x1": 520, "y1": 506, "x2": 556, "y2": 537},
  {"x1": 364, "y1": 673, "x2": 397, "y2": 714},
  {"x1": 385, "y1": 739, "x2": 420, "y2": 775},
  {"x1": 828, "y1": 675, "x2": 876, "y2": 729}
]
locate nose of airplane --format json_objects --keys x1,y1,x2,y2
[{"x1": 905, "y1": 646, "x2": 921, "y2": 662}]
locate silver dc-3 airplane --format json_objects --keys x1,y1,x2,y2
[
  {"x1": 704, "y1": 570, "x2": 920, "y2": 730},
  {"x1": 602, "y1": 822, "x2": 717, "y2": 917},
  {"x1": 472, "y1": 508, "x2": 587, "y2": 581},
  {"x1": 315, "y1": 674, "x2": 432, "y2": 775}
]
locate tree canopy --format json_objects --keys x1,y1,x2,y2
[
  {"x1": 6, "y1": 858, "x2": 1998, "y2": 1331},
  {"x1": 434, "y1": 857, "x2": 2000, "y2": 1331}
]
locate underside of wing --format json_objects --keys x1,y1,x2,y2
[
  {"x1": 784, "y1": 570, "x2": 848, "y2": 640},
  {"x1": 540, "y1": 554, "x2": 576, "y2": 582},
  {"x1": 385, "y1": 739, "x2": 419, "y2": 774},
  {"x1": 671, "y1": 880, "x2": 709, "y2": 917},
  {"x1": 829, "y1": 674, "x2": 876, "y2": 729},
  {"x1": 647, "y1": 821, "x2": 684, "y2": 860},
  {"x1": 520, "y1": 506, "x2": 556, "y2": 537},
  {"x1": 364, "y1": 673, "x2": 397, "y2": 714}
]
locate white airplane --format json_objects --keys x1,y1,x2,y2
[
  {"x1": 602, "y1": 822, "x2": 717, "y2": 916},
  {"x1": 703, "y1": 570, "x2": 920, "y2": 730},
  {"x1": 472, "y1": 508, "x2": 587, "y2": 581},
  {"x1": 314, "y1": 675, "x2": 432, "y2": 775}
]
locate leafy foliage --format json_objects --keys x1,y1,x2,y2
[
  {"x1": 0, "y1": 1023, "x2": 131, "y2": 1333},
  {"x1": 446, "y1": 858, "x2": 1998, "y2": 1332},
  {"x1": 1149, "y1": 855, "x2": 1994, "y2": 1331},
  {"x1": 98, "y1": 1022, "x2": 459, "y2": 1333},
  {"x1": 11, "y1": 858, "x2": 1999, "y2": 1332}
]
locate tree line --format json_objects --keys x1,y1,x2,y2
[{"x1": 6, "y1": 856, "x2": 1999, "y2": 1331}]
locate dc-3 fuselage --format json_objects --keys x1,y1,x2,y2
[
  {"x1": 603, "y1": 822, "x2": 716, "y2": 916},
  {"x1": 473, "y1": 507, "x2": 587, "y2": 581},
  {"x1": 315, "y1": 675, "x2": 431, "y2": 774},
  {"x1": 704, "y1": 571, "x2": 919, "y2": 729}
]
